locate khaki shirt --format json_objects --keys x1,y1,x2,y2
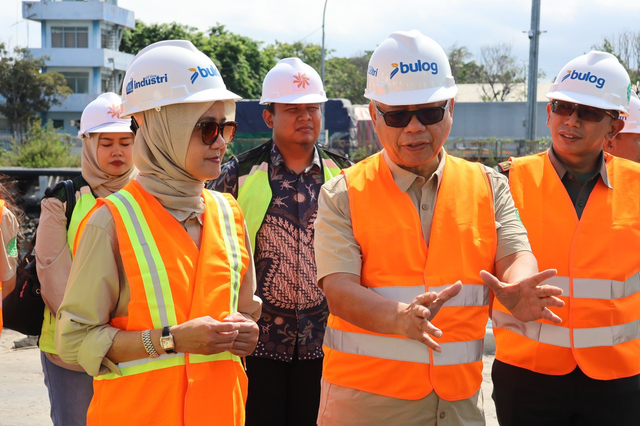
[
  {"x1": 313, "y1": 149, "x2": 531, "y2": 424},
  {"x1": 56, "y1": 202, "x2": 262, "y2": 377}
]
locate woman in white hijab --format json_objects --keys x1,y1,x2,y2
[
  {"x1": 56, "y1": 41, "x2": 261, "y2": 426},
  {"x1": 35, "y1": 92, "x2": 136, "y2": 426}
]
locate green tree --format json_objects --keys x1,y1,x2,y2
[
  {"x1": 324, "y1": 51, "x2": 371, "y2": 103},
  {"x1": 205, "y1": 25, "x2": 274, "y2": 99},
  {"x1": 479, "y1": 43, "x2": 525, "y2": 101},
  {"x1": 0, "y1": 44, "x2": 72, "y2": 142},
  {"x1": 120, "y1": 20, "x2": 372, "y2": 104},
  {"x1": 447, "y1": 44, "x2": 484, "y2": 84},
  {"x1": 120, "y1": 20, "x2": 207, "y2": 54},
  {"x1": 268, "y1": 41, "x2": 327, "y2": 71},
  {"x1": 4, "y1": 120, "x2": 80, "y2": 168},
  {"x1": 593, "y1": 32, "x2": 640, "y2": 95}
]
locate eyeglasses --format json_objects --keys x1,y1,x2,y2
[
  {"x1": 550, "y1": 100, "x2": 619, "y2": 123},
  {"x1": 130, "y1": 116, "x2": 139, "y2": 135},
  {"x1": 375, "y1": 100, "x2": 449, "y2": 128},
  {"x1": 194, "y1": 121, "x2": 238, "y2": 145}
]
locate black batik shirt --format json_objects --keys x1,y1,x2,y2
[{"x1": 209, "y1": 141, "x2": 328, "y2": 361}]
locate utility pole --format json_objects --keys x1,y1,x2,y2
[
  {"x1": 320, "y1": 0, "x2": 328, "y2": 146},
  {"x1": 526, "y1": 0, "x2": 541, "y2": 142}
]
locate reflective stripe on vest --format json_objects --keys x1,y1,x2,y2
[
  {"x1": 237, "y1": 157, "x2": 342, "y2": 251},
  {"x1": 370, "y1": 284, "x2": 489, "y2": 307},
  {"x1": 100, "y1": 188, "x2": 243, "y2": 378},
  {"x1": 324, "y1": 326, "x2": 484, "y2": 366},
  {"x1": 210, "y1": 190, "x2": 243, "y2": 313},
  {"x1": 40, "y1": 191, "x2": 96, "y2": 355},
  {"x1": 493, "y1": 310, "x2": 640, "y2": 349},
  {"x1": 96, "y1": 351, "x2": 241, "y2": 381},
  {"x1": 109, "y1": 190, "x2": 177, "y2": 329},
  {"x1": 543, "y1": 275, "x2": 640, "y2": 300}
]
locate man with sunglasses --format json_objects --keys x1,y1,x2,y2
[
  {"x1": 313, "y1": 30, "x2": 565, "y2": 426},
  {"x1": 208, "y1": 58, "x2": 351, "y2": 426},
  {"x1": 492, "y1": 51, "x2": 640, "y2": 426}
]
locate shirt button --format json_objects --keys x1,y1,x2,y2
[
  {"x1": 421, "y1": 204, "x2": 429, "y2": 211},
  {"x1": 568, "y1": 174, "x2": 574, "y2": 179},
  {"x1": 416, "y1": 177, "x2": 425, "y2": 182},
  {"x1": 439, "y1": 412, "x2": 446, "y2": 419},
  {"x1": 578, "y1": 200, "x2": 585, "y2": 207}
]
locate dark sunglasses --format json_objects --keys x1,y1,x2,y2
[
  {"x1": 375, "y1": 100, "x2": 449, "y2": 128},
  {"x1": 194, "y1": 120, "x2": 238, "y2": 145},
  {"x1": 130, "y1": 116, "x2": 139, "y2": 135},
  {"x1": 550, "y1": 100, "x2": 619, "y2": 123}
]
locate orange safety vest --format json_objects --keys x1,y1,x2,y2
[
  {"x1": 74, "y1": 181, "x2": 250, "y2": 426},
  {"x1": 0, "y1": 199, "x2": 4, "y2": 332},
  {"x1": 494, "y1": 152, "x2": 640, "y2": 380},
  {"x1": 322, "y1": 153, "x2": 496, "y2": 401}
]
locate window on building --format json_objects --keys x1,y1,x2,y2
[
  {"x1": 61, "y1": 72, "x2": 89, "y2": 94},
  {"x1": 70, "y1": 119, "x2": 81, "y2": 129},
  {"x1": 101, "y1": 25, "x2": 116, "y2": 50},
  {"x1": 52, "y1": 120, "x2": 64, "y2": 129},
  {"x1": 51, "y1": 27, "x2": 89, "y2": 48},
  {"x1": 101, "y1": 74, "x2": 113, "y2": 93}
]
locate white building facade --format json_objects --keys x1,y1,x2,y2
[{"x1": 23, "y1": 0, "x2": 135, "y2": 135}]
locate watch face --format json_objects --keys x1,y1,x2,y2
[{"x1": 160, "y1": 336, "x2": 174, "y2": 351}]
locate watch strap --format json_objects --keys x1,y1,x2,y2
[{"x1": 161, "y1": 326, "x2": 176, "y2": 354}]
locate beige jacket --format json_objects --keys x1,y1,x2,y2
[{"x1": 35, "y1": 187, "x2": 91, "y2": 371}]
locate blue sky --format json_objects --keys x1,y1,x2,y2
[{"x1": 1, "y1": 0, "x2": 638, "y2": 83}]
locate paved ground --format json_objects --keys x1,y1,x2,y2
[
  {"x1": 0, "y1": 329, "x2": 52, "y2": 426},
  {"x1": 0, "y1": 328, "x2": 498, "y2": 425}
]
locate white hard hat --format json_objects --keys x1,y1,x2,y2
[
  {"x1": 620, "y1": 91, "x2": 640, "y2": 134},
  {"x1": 78, "y1": 92, "x2": 131, "y2": 138},
  {"x1": 120, "y1": 40, "x2": 241, "y2": 117},
  {"x1": 364, "y1": 30, "x2": 457, "y2": 106},
  {"x1": 260, "y1": 58, "x2": 327, "y2": 104},
  {"x1": 547, "y1": 51, "x2": 631, "y2": 114}
]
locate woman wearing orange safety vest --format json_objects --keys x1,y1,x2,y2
[
  {"x1": 0, "y1": 182, "x2": 20, "y2": 334},
  {"x1": 55, "y1": 40, "x2": 261, "y2": 426},
  {"x1": 36, "y1": 92, "x2": 136, "y2": 426}
]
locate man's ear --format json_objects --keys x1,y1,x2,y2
[
  {"x1": 263, "y1": 109, "x2": 274, "y2": 129},
  {"x1": 604, "y1": 137, "x2": 616, "y2": 154},
  {"x1": 606, "y1": 119, "x2": 625, "y2": 140}
]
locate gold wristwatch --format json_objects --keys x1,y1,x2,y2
[{"x1": 160, "y1": 326, "x2": 176, "y2": 354}]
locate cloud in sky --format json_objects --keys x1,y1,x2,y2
[{"x1": 1, "y1": 0, "x2": 638, "y2": 82}]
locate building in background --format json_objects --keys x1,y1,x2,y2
[{"x1": 22, "y1": 0, "x2": 134, "y2": 135}]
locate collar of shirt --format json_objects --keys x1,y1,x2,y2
[
  {"x1": 381, "y1": 148, "x2": 446, "y2": 193},
  {"x1": 547, "y1": 147, "x2": 612, "y2": 189},
  {"x1": 270, "y1": 140, "x2": 322, "y2": 174}
]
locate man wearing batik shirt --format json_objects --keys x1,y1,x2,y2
[{"x1": 208, "y1": 58, "x2": 350, "y2": 426}]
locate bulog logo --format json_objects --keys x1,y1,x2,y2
[
  {"x1": 560, "y1": 69, "x2": 606, "y2": 89},
  {"x1": 189, "y1": 65, "x2": 220, "y2": 84},
  {"x1": 390, "y1": 60, "x2": 439, "y2": 80}
]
